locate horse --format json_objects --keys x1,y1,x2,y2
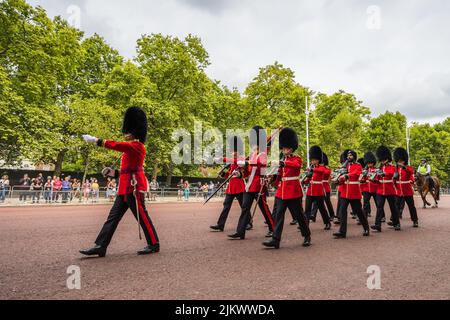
[{"x1": 415, "y1": 173, "x2": 441, "y2": 208}]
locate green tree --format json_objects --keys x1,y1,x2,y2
[{"x1": 361, "y1": 111, "x2": 407, "y2": 152}]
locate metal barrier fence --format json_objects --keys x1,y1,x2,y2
[{"x1": 0, "y1": 185, "x2": 448, "y2": 205}]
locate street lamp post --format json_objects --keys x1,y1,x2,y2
[
  {"x1": 305, "y1": 96, "x2": 310, "y2": 165},
  {"x1": 406, "y1": 123, "x2": 411, "y2": 165}
]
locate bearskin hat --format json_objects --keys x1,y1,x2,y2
[
  {"x1": 394, "y1": 147, "x2": 409, "y2": 163},
  {"x1": 309, "y1": 145, "x2": 323, "y2": 161},
  {"x1": 228, "y1": 135, "x2": 244, "y2": 154},
  {"x1": 340, "y1": 149, "x2": 350, "y2": 164},
  {"x1": 357, "y1": 158, "x2": 365, "y2": 167},
  {"x1": 347, "y1": 150, "x2": 358, "y2": 160},
  {"x1": 122, "y1": 107, "x2": 148, "y2": 143},
  {"x1": 364, "y1": 152, "x2": 376, "y2": 164},
  {"x1": 279, "y1": 128, "x2": 298, "y2": 151},
  {"x1": 249, "y1": 126, "x2": 267, "y2": 148},
  {"x1": 322, "y1": 153, "x2": 329, "y2": 166},
  {"x1": 376, "y1": 145, "x2": 392, "y2": 162}
]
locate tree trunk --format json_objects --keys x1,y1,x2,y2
[
  {"x1": 53, "y1": 149, "x2": 67, "y2": 177},
  {"x1": 165, "y1": 163, "x2": 173, "y2": 186},
  {"x1": 82, "y1": 152, "x2": 90, "y2": 185},
  {"x1": 152, "y1": 162, "x2": 159, "y2": 180}
]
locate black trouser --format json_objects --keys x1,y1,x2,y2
[
  {"x1": 236, "y1": 191, "x2": 274, "y2": 235},
  {"x1": 362, "y1": 192, "x2": 377, "y2": 217},
  {"x1": 335, "y1": 192, "x2": 343, "y2": 221},
  {"x1": 311, "y1": 192, "x2": 335, "y2": 219},
  {"x1": 375, "y1": 194, "x2": 400, "y2": 227},
  {"x1": 272, "y1": 197, "x2": 311, "y2": 242},
  {"x1": 397, "y1": 196, "x2": 418, "y2": 222},
  {"x1": 339, "y1": 198, "x2": 369, "y2": 235},
  {"x1": 305, "y1": 195, "x2": 330, "y2": 225},
  {"x1": 216, "y1": 193, "x2": 244, "y2": 228},
  {"x1": 95, "y1": 193, "x2": 159, "y2": 248}
]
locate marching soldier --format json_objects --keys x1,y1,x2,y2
[
  {"x1": 263, "y1": 128, "x2": 311, "y2": 249},
  {"x1": 360, "y1": 152, "x2": 378, "y2": 218},
  {"x1": 310, "y1": 153, "x2": 335, "y2": 221},
  {"x1": 370, "y1": 146, "x2": 401, "y2": 232},
  {"x1": 210, "y1": 136, "x2": 245, "y2": 232},
  {"x1": 79, "y1": 107, "x2": 159, "y2": 257},
  {"x1": 393, "y1": 147, "x2": 419, "y2": 227},
  {"x1": 228, "y1": 126, "x2": 275, "y2": 240},
  {"x1": 303, "y1": 146, "x2": 332, "y2": 230},
  {"x1": 333, "y1": 149, "x2": 349, "y2": 225},
  {"x1": 333, "y1": 150, "x2": 370, "y2": 238}
]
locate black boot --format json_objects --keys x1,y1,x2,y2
[
  {"x1": 370, "y1": 225, "x2": 382, "y2": 232},
  {"x1": 228, "y1": 233, "x2": 245, "y2": 240},
  {"x1": 324, "y1": 223, "x2": 331, "y2": 230},
  {"x1": 137, "y1": 244, "x2": 160, "y2": 255},
  {"x1": 413, "y1": 221, "x2": 419, "y2": 228},
  {"x1": 363, "y1": 229, "x2": 370, "y2": 237},
  {"x1": 262, "y1": 239, "x2": 280, "y2": 249},
  {"x1": 246, "y1": 223, "x2": 253, "y2": 231},
  {"x1": 210, "y1": 224, "x2": 224, "y2": 232},
  {"x1": 394, "y1": 224, "x2": 401, "y2": 231},
  {"x1": 265, "y1": 231, "x2": 273, "y2": 238},
  {"x1": 79, "y1": 245, "x2": 107, "y2": 257},
  {"x1": 303, "y1": 235, "x2": 311, "y2": 247},
  {"x1": 387, "y1": 221, "x2": 394, "y2": 227},
  {"x1": 333, "y1": 232, "x2": 346, "y2": 239}
]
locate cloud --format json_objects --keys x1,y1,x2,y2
[{"x1": 26, "y1": 0, "x2": 450, "y2": 123}]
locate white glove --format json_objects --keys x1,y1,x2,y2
[
  {"x1": 102, "y1": 167, "x2": 116, "y2": 178},
  {"x1": 82, "y1": 134, "x2": 98, "y2": 144},
  {"x1": 237, "y1": 160, "x2": 247, "y2": 167}
]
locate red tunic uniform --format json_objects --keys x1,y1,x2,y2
[
  {"x1": 366, "y1": 167, "x2": 378, "y2": 193},
  {"x1": 223, "y1": 157, "x2": 245, "y2": 195},
  {"x1": 322, "y1": 167, "x2": 332, "y2": 194},
  {"x1": 274, "y1": 155, "x2": 303, "y2": 200},
  {"x1": 340, "y1": 162, "x2": 362, "y2": 200},
  {"x1": 375, "y1": 163, "x2": 397, "y2": 196},
  {"x1": 396, "y1": 165, "x2": 415, "y2": 197},
  {"x1": 305, "y1": 165, "x2": 326, "y2": 197},
  {"x1": 244, "y1": 152, "x2": 267, "y2": 193},
  {"x1": 103, "y1": 140, "x2": 148, "y2": 195}
]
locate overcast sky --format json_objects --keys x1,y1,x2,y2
[{"x1": 29, "y1": 0, "x2": 450, "y2": 123}]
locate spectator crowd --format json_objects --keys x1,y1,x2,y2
[{"x1": 0, "y1": 173, "x2": 233, "y2": 205}]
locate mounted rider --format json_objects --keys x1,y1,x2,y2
[{"x1": 417, "y1": 158, "x2": 435, "y2": 190}]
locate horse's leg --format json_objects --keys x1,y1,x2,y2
[
  {"x1": 424, "y1": 189, "x2": 432, "y2": 207},
  {"x1": 432, "y1": 190, "x2": 438, "y2": 208},
  {"x1": 420, "y1": 192, "x2": 427, "y2": 209}
]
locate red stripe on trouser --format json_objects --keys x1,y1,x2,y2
[
  {"x1": 260, "y1": 194, "x2": 274, "y2": 229},
  {"x1": 136, "y1": 193, "x2": 158, "y2": 245}
]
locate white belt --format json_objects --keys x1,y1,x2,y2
[
  {"x1": 322, "y1": 180, "x2": 329, "y2": 183},
  {"x1": 310, "y1": 181, "x2": 323, "y2": 185},
  {"x1": 345, "y1": 181, "x2": 360, "y2": 185},
  {"x1": 397, "y1": 181, "x2": 411, "y2": 184},
  {"x1": 380, "y1": 180, "x2": 393, "y2": 183},
  {"x1": 282, "y1": 177, "x2": 300, "y2": 181}
]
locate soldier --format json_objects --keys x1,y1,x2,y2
[
  {"x1": 79, "y1": 107, "x2": 159, "y2": 257},
  {"x1": 333, "y1": 150, "x2": 370, "y2": 238},
  {"x1": 393, "y1": 147, "x2": 419, "y2": 228},
  {"x1": 370, "y1": 146, "x2": 401, "y2": 232},
  {"x1": 310, "y1": 153, "x2": 335, "y2": 221},
  {"x1": 263, "y1": 128, "x2": 311, "y2": 249},
  {"x1": 210, "y1": 136, "x2": 245, "y2": 232},
  {"x1": 303, "y1": 146, "x2": 332, "y2": 230},
  {"x1": 228, "y1": 126, "x2": 275, "y2": 240},
  {"x1": 333, "y1": 150, "x2": 350, "y2": 225},
  {"x1": 360, "y1": 152, "x2": 378, "y2": 219}
]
